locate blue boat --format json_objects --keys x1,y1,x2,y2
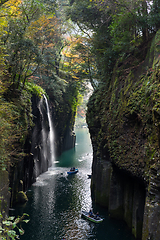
[{"x1": 67, "y1": 168, "x2": 78, "y2": 175}]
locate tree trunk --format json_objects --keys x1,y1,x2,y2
[{"x1": 141, "y1": 0, "x2": 149, "y2": 41}]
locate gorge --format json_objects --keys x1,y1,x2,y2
[
  {"x1": 1, "y1": 1, "x2": 160, "y2": 240},
  {"x1": 1, "y1": 32, "x2": 160, "y2": 240}
]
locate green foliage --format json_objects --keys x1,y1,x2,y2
[
  {"x1": 0, "y1": 212, "x2": 29, "y2": 240},
  {"x1": 87, "y1": 28, "x2": 160, "y2": 181},
  {"x1": 25, "y1": 81, "x2": 45, "y2": 98},
  {"x1": 0, "y1": 83, "x2": 34, "y2": 170},
  {"x1": 109, "y1": 12, "x2": 137, "y2": 53},
  {"x1": 66, "y1": 0, "x2": 160, "y2": 86},
  {"x1": 0, "y1": 96, "x2": 19, "y2": 170},
  {"x1": 4, "y1": 35, "x2": 42, "y2": 90},
  {"x1": 0, "y1": 0, "x2": 85, "y2": 173},
  {"x1": 66, "y1": 0, "x2": 102, "y2": 30}
]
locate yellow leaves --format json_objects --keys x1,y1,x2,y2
[
  {"x1": 0, "y1": 20, "x2": 7, "y2": 38},
  {"x1": 64, "y1": 52, "x2": 72, "y2": 58},
  {"x1": 62, "y1": 36, "x2": 86, "y2": 60},
  {"x1": 26, "y1": 15, "x2": 60, "y2": 45},
  {"x1": 31, "y1": 15, "x2": 50, "y2": 29},
  {"x1": 27, "y1": 15, "x2": 48, "y2": 36},
  {"x1": 0, "y1": 18, "x2": 7, "y2": 28},
  {"x1": 0, "y1": 0, "x2": 21, "y2": 37},
  {"x1": 66, "y1": 36, "x2": 85, "y2": 48},
  {"x1": 4, "y1": 0, "x2": 21, "y2": 10},
  {"x1": 61, "y1": 34, "x2": 94, "y2": 81},
  {"x1": 1, "y1": 0, "x2": 22, "y2": 16}
]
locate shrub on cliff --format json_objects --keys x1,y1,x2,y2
[{"x1": 0, "y1": 212, "x2": 29, "y2": 240}]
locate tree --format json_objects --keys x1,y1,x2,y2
[
  {"x1": 150, "y1": 0, "x2": 160, "y2": 31},
  {"x1": 62, "y1": 35, "x2": 97, "y2": 89},
  {"x1": 66, "y1": 0, "x2": 160, "y2": 86},
  {"x1": 66, "y1": 0, "x2": 117, "y2": 83},
  {"x1": 0, "y1": 0, "x2": 45, "y2": 94},
  {"x1": 27, "y1": 14, "x2": 68, "y2": 98}
]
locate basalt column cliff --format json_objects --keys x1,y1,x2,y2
[
  {"x1": 9, "y1": 92, "x2": 76, "y2": 206},
  {"x1": 86, "y1": 30, "x2": 160, "y2": 240}
]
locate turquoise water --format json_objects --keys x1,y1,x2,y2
[{"x1": 12, "y1": 128, "x2": 135, "y2": 240}]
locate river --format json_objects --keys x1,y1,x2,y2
[{"x1": 13, "y1": 128, "x2": 135, "y2": 240}]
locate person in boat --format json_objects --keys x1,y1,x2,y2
[
  {"x1": 95, "y1": 212, "x2": 100, "y2": 219},
  {"x1": 70, "y1": 167, "x2": 75, "y2": 171},
  {"x1": 89, "y1": 209, "x2": 93, "y2": 217}
]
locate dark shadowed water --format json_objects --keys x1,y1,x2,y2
[{"x1": 12, "y1": 128, "x2": 135, "y2": 240}]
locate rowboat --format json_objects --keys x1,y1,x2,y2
[
  {"x1": 67, "y1": 168, "x2": 78, "y2": 175},
  {"x1": 81, "y1": 210, "x2": 103, "y2": 223}
]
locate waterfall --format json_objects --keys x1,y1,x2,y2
[
  {"x1": 43, "y1": 95, "x2": 55, "y2": 165},
  {"x1": 36, "y1": 97, "x2": 48, "y2": 175},
  {"x1": 31, "y1": 94, "x2": 55, "y2": 178}
]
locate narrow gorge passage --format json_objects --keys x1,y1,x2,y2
[{"x1": 12, "y1": 128, "x2": 135, "y2": 240}]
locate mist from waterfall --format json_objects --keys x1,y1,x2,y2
[{"x1": 43, "y1": 95, "x2": 55, "y2": 165}]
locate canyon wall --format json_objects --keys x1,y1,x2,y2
[
  {"x1": 9, "y1": 94, "x2": 76, "y2": 205},
  {"x1": 86, "y1": 30, "x2": 160, "y2": 239}
]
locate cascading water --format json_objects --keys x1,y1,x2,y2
[
  {"x1": 31, "y1": 95, "x2": 55, "y2": 178},
  {"x1": 39, "y1": 97, "x2": 47, "y2": 164},
  {"x1": 43, "y1": 94, "x2": 55, "y2": 165}
]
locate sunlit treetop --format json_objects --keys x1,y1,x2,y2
[
  {"x1": 0, "y1": 0, "x2": 22, "y2": 16},
  {"x1": 0, "y1": 0, "x2": 22, "y2": 36}
]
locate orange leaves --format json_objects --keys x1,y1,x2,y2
[
  {"x1": 61, "y1": 33, "x2": 97, "y2": 83},
  {"x1": 62, "y1": 36, "x2": 89, "y2": 73},
  {"x1": 26, "y1": 15, "x2": 61, "y2": 51},
  {"x1": 27, "y1": 15, "x2": 54, "y2": 37}
]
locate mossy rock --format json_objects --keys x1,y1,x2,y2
[{"x1": 17, "y1": 191, "x2": 28, "y2": 204}]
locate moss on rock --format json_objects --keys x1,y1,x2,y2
[
  {"x1": 87, "y1": 30, "x2": 160, "y2": 183},
  {"x1": 17, "y1": 191, "x2": 28, "y2": 204},
  {"x1": 87, "y1": 29, "x2": 160, "y2": 240}
]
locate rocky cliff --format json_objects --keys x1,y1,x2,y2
[
  {"x1": 9, "y1": 95, "x2": 50, "y2": 205},
  {"x1": 86, "y1": 30, "x2": 160, "y2": 239},
  {"x1": 47, "y1": 89, "x2": 76, "y2": 156},
  {"x1": 9, "y1": 93, "x2": 76, "y2": 205}
]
